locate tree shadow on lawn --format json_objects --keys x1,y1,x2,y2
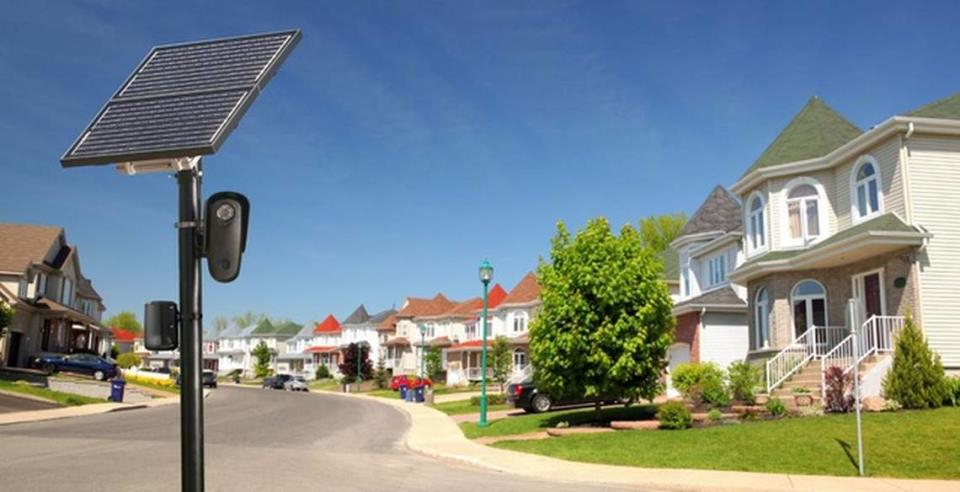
[
  {"x1": 539, "y1": 404, "x2": 658, "y2": 428},
  {"x1": 834, "y1": 438, "x2": 861, "y2": 473}
]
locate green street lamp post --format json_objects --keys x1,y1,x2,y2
[
  {"x1": 418, "y1": 324, "x2": 427, "y2": 379},
  {"x1": 478, "y1": 259, "x2": 494, "y2": 427}
]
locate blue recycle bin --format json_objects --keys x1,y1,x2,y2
[
  {"x1": 414, "y1": 386, "x2": 425, "y2": 403},
  {"x1": 404, "y1": 386, "x2": 415, "y2": 402},
  {"x1": 109, "y1": 379, "x2": 126, "y2": 402},
  {"x1": 399, "y1": 385, "x2": 409, "y2": 400}
]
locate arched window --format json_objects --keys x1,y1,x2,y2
[
  {"x1": 786, "y1": 182, "x2": 822, "y2": 243},
  {"x1": 511, "y1": 311, "x2": 529, "y2": 333},
  {"x1": 791, "y1": 280, "x2": 827, "y2": 337},
  {"x1": 852, "y1": 157, "x2": 882, "y2": 221},
  {"x1": 755, "y1": 288, "x2": 770, "y2": 349},
  {"x1": 512, "y1": 349, "x2": 527, "y2": 370},
  {"x1": 747, "y1": 194, "x2": 767, "y2": 253}
]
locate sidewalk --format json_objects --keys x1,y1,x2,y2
[
  {"x1": 325, "y1": 391, "x2": 958, "y2": 492},
  {"x1": 0, "y1": 389, "x2": 207, "y2": 426}
]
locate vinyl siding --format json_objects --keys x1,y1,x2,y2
[
  {"x1": 907, "y1": 136, "x2": 960, "y2": 367},
  {"x1": 699, "y1": 312, "x2": 749, "y2": 369},
  {"x1": 835, "y1": 137, "x2": 905, "y2": 230}
]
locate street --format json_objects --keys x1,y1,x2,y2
[{"x1": 0, "y1": 387, "x2": 633, "y2": 491}]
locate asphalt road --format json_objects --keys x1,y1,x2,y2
[
  {"x1": 0, "y1": 387, "x2": 635, "y2": 491},
  {"x1": 0, "y1": 392, "x2": 59, "y2": 414}
]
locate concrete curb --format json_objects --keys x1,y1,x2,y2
[
  {"x1": 0, "y1": 389, "x2": 209, "y2": 426},
  {"x1": 320, "y1": 390, "x2": 959, "y2": 492}
]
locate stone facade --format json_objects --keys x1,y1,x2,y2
[{"x1": 746, "y1": 247, "x2": 920, "y2": 353}]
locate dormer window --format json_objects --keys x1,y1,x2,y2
[
  {"x1": 852, "y1": 157, "x2": 882, "y2": 222},
  {"x1": 747, "y1": 193, "x2": 767, "y2": 254},
  {"x1": 511, "y1": 311, "x2": 529, "y2": 333},
  {"x1": 786, "y1": 182, "x2": 822, "y2": 244},
  {"x1": 707, "y1": 255, "x2": 726, "y2": 288}
]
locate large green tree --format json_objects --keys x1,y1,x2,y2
[
  {"x1": 233, "y1": 311, "x2": 265, "y2": 330},
  {"x1": 105, "y1": 311, "x2": 142, "y2": 333},
  {"x1": 530, "y1": 218, "x2": 675, "y2": 417},
  {"x1": 639, "y1": 213, "x2": 687, "y2": 254},
  {"x1": 424, "y1": 346, "x2": 444, "y2": 382}
]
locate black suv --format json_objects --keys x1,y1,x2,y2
[
  {"x1": 507, "y1": 380, "x2": 627, "y2": 413},
  {"x1": 263, "y1": 374, "x2": 293, "y2": 390}
]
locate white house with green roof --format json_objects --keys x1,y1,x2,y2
[{"x1": 727, "y1": 93, "x2": 960, "y2": 398}]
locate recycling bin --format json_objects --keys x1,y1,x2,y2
[
  {"x1": 399, "y1": 384, "x2": 409, "y2": 400},
  {"x1": 109, "y1": 379, "x2": 126, "y2": 403},
  {"x1": 414, "y1": 385, "x2": 425, "y2": 403}
]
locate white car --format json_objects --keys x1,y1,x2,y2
[{"x1": 284, "y1": 376, "x2": 309, "y2": 392}]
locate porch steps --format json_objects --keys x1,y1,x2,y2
[{"x1": 764, "y1": 355, "x2": 883, "y2": 408}]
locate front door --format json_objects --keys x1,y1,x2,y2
[
  {"x1": 862, "y1": 273, "x2": 883, "y2": 319},
  {"x1": 7, "y1": 332, "x2": 22, "y2": 367}
]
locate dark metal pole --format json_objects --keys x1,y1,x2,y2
[{"x1": 177, "y1": 162, "x2": 204, "y2": 492}]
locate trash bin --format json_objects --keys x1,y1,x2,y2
[
  {"x1": 399, "y1": 385, "x2": 409, "y2": 400},
  {"x1": 109, "y1": 379, "x2": 126, "y2": 403},
  {"x1": 414, "y1": 385, "x2": 425, "y2": 403},
  {"x1": 404, "y1": 386, "x2": 414, "y2": 402}
]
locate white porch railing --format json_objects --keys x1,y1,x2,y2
[
  {"x1": 466, "y1": 367, "x2": 494, "y2": 380},
  {"x1": 765, "y1": 326, "x2": 847, "y2": 393},
  {"x1": 820, "y1": 315, "x2": 904, "y2": 398},
  {"x1": 508, "y1": 364, "x2": 533, "y2": 385}
]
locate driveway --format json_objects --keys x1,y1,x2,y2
[
  {"x1": 0, "y1": 393, "x2": 59, "y2": 414},
  {"x1": 0, "y1": 386, "x2": 636, "y2": 491}
]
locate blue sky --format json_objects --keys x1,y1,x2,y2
[{"x1": 2, "y1": 1, "x2": 960, "y2": 328}]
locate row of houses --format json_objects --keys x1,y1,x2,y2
[
  {"x1": 0, "y1": 225, "x2": 111, "y2": 369},
  {"x1": 661, "y1": 93, "x2": 960, "y2": 398}
]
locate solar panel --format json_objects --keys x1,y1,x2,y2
[{"x1": 61, "y1": 30, "x2": 301, "y2": 167}]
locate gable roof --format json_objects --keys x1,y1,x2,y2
[
  {"x1": 314, "y1": 314, "x2": 341, "y2": 334},
  {"x1": 501, "y1": 273, "x2": 540, "y2": 305},
  {"x1": 342, "y1": 305, "x2": 370, "y2": 325},
  {"x1": 376, "y1": 313, "x2": 398, "y2": 332},
  {"x1": 673, "y1": 286, "x2": 746, "y2": 312},
  {"x1": 397, "y1": 293, "x2": 457, "y2": 318},
  {"x1": 251, "y1": 318, "x2": 302, "y2": 337},
  {"x1": 676, "y1": 186, "x2": 742, "y2": 238},
  {"x1": 904, "y1": 92, "x2": 960, "y2": 120},
  {"x1": 742, "y1": 97, "x2": 862, "y2": 177},
  {"x1": 77, "y1": 277, "x2": 102, "y2": 301},
  {"x1": 368, "y1": 309, "x2": 397, "y2": 325},
  {"x1": 487, "y1": 283, "x2": 508, "y2": 309},
  {"x1": 0, "y1": 224, "x2": 62, "y2": 273}
]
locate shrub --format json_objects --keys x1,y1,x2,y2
[
  {"x1": 315, "y1": 365, "x2": 331, "y2": 380},
  {"x1": 765, "y1": 397, "x2": 787, "y2": 417},
  {"x1": 373, "y1": 359, "x2": 388, "y2": 390},
  {"x1": 116, "y1": 352, "x2": 142, "y2": 369},
  {"x1": 727, "y1": 361, "x2": 760, "y2": 405},
  {"x1": 823, "y1": 366, "x2": 853, "y2": 413},
  {"x1": 947, "y1": 377, "x2": 960, "y2": 407},
  {"x1": 673, "y1": 362, "x2": 729, "y2": 407},
  {"x1": 469, "y1": 393, "x2": 507, "y2": 406},
  {"x1": 883, "y1": 399, "x2": 903, "y2": 412},
  {"x1": 882, "y1": 315, "x2": 950, "y2": 409},
  {"x1": 707, "y1": 408, "x2": 723, "y2": 423},
  {"x1": 657, "y1": 401, "x2": 692, "y2": 430}
]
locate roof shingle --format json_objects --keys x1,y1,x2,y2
[
  {"x1": 676, "y1": 186, "x2": 742, "y2": 238},
  {"x1": 0, "y1": 224, "x2": 62, "y2": 273},
  {"x1": 501, "y1": 272, "x2": 540, "y2": 305}
]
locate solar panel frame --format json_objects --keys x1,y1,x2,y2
[{"x1": 61, "y1": 29, "x2": 301, "y2": 167}]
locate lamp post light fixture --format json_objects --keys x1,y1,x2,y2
[
  {"x1": 478, "y1": 259, "x2": 494, "y2": 428},
  {"x1": 418, "y1": 323, "x2": 427, "y2": 379}
]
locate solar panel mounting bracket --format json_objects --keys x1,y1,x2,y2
[{"x1": 116, "y1": 156, "x2": 201, "y2": 176}]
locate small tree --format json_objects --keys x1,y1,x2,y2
[
  {"x1": 424, "y1": 346, "x2": 443, "y2": 382},
  {"x1": 116, "y1": 352, "x2": 142, "y2": 369},
  {"x1": 374, "y1": 358, "x2": 389, "y2": 389},
  {"x1": 338, "y1": 343, "x2": 373, "y2": 381},
  {"x1": 883, "y1": 315, "x2": 949, "y2": 409},
  {"x1": 315, "y1": 364, "x2": 331, "y2": 380},
  {"x1": 251, "y1": 341, "x2": 272, "y2": 379},
  {"x1": 530, "y1": 218, "x2": 676, "y2": 419},
  {"x1": 489, "y1": 336, "x2": 512, "y2": 392},
  {"x1": 109, "y1": 344, "x2": 120, "y2": 359},
  {"x1": 727, "y1": 360, "x2": 760, "y2": 405},
  {"x1": 0, "y1": 301, "x2": 14, "y2": 332},
  {"x1": 105, "y1": 311, "x2": 142, "y2": 334}
]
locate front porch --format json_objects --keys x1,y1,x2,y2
[
  {"x1": 444, "y1": 338, "x2": 530, "y2": 386},
  {"x1": 3, "y1": 298, "x2": 112, "y2": 367}
]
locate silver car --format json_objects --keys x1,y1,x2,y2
[{"x1": 283, "y1": 376, "x2": 309, "y2": 392}]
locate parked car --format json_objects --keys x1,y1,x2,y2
[
  {"x1": 389, "y1": 375, "x2": 432, "y2": 391},
  {"x1": 284, "y1": 376, "x2": 309, "y2": 392},
  {"x1": 175, "y1": 370, "x2": 218, "y2": 388},
  {"x1": 31, "y1": 352, "x2": 118, "y2": 381},
  {"x1": 263, "y1": 374, "x2": 293, "y2": 390},
  {"x1": 507, "y1": 380, "x2": 627, "y2": 413}
]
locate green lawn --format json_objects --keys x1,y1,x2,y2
[
  {"x1": 460, "y1": 404, "x2": 657, "y2": 439},
  {"x1": 126, "y1": 379, "x2": 179, "y2": 395},
  {"x1": 309, "y1": 379, "x2": 340, "y2": 391},
  {"x1": 494, "y1": 407, "x2": 960, "y2": 479},
  {"x1": 366, "y1": 389, "x2": 400, "y2": 399},
  {"x1": 0, "y1": 380, "x2": 105, "y2": 407},
  {"x1": 430, "y1": 400, "x2": 512, "y2": 416}
]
